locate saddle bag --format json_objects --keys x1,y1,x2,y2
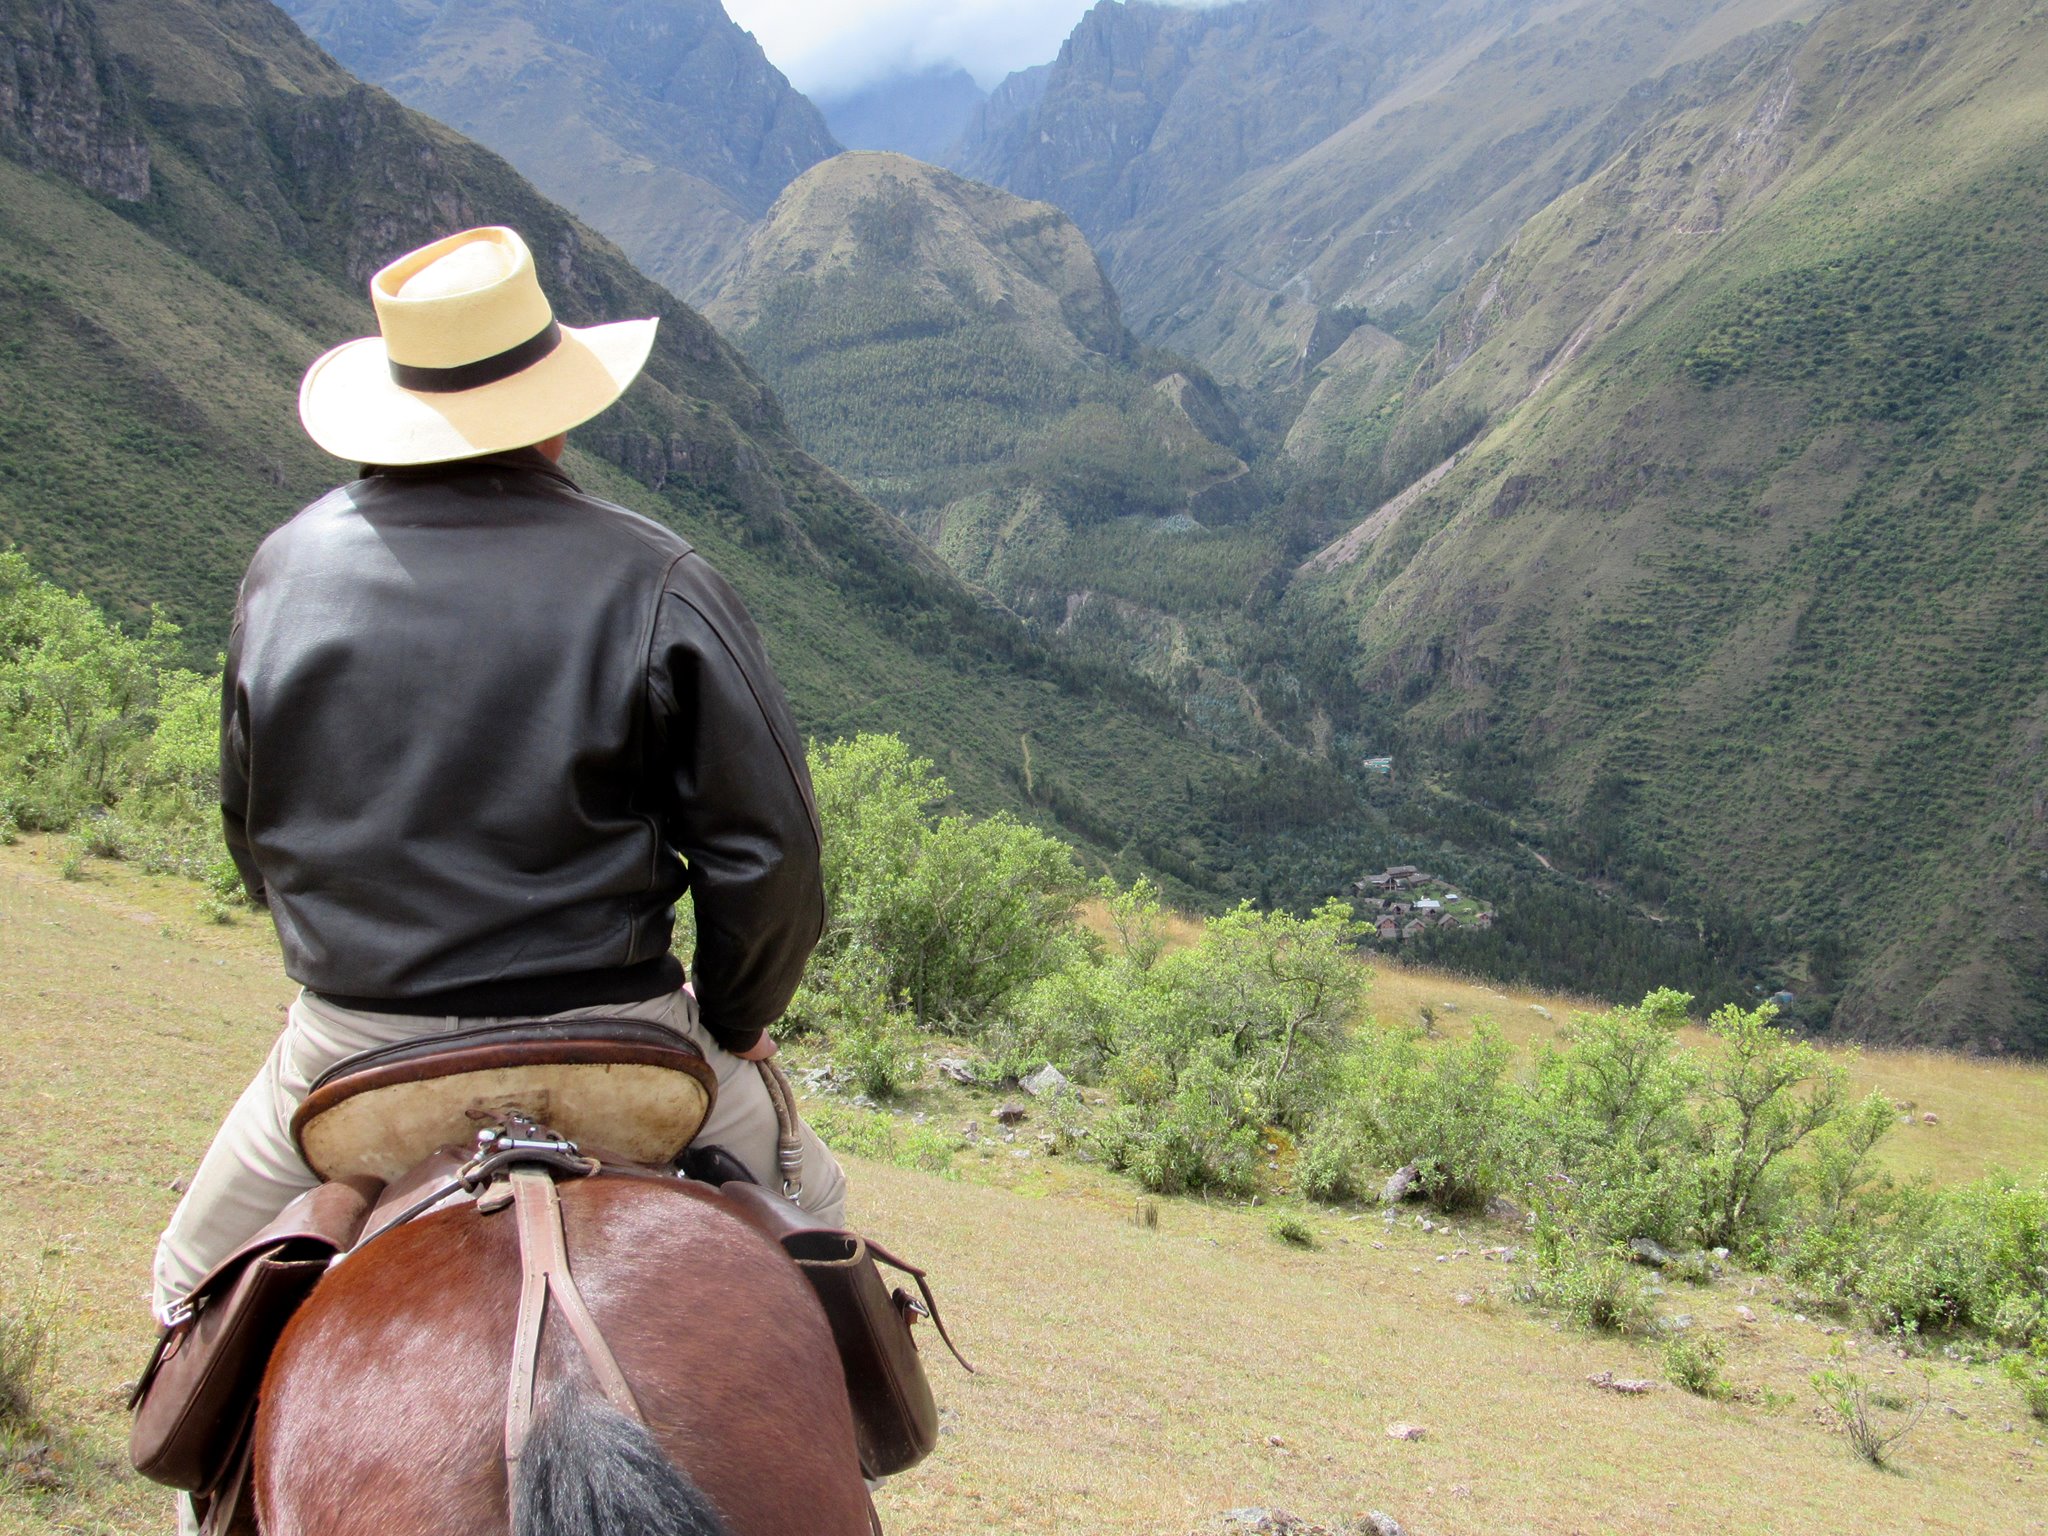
[
  {"x1": 718, "y1": 1181, "x2": 969, "y2": 1478},
  {"x1": 129, "y1": 1175, "x2": 382, "y2": 1493}
]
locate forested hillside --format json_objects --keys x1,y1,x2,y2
[
  {"x1": 1286, "y1": 0, "x2": 2048, "y2": 1051},
  {"x1": 705, "y1": 152, "x2": 1248, "y2": 606}
]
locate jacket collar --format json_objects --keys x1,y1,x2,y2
[{"x1": 361, "y1": 446, "x2": 581, "y2": 492}]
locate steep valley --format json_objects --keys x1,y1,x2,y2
[
  {"x1": 0, "y1": 0, "x2": 1322, "y2": 914},
  {"x1": 6, "y1": 0, "x2": 2046, "y2": 1048}
]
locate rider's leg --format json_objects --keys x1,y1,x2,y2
[
  {"x1": 150, "y1": 992, "x2": 461, "y2": 1321},
  {"x1": 154, "y1": 986, "x2": 848, "y2": 1322},
  {"x1": 560, "y1": 990, "x2": 848, "y2": 1228}
]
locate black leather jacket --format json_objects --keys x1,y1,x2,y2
[{"x1": 220, "y1": 449, "x2": 822, "y2": 1053}]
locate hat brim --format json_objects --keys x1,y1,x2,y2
[{"x1": 297, "y1": 317, "x2": 659, "y2": 466}]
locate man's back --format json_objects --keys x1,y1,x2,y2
[{"x1": 225, "y1": 447, "x2": 821, "y2": 1049}]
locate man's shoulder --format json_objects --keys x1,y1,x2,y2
[
  {"x1": 552, "y1": 482, "x2": 697, "y2": 566},
  {"x1": 256, "y1": 463, "x2": 696, "y2": 570}
]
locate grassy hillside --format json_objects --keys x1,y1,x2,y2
[
  {"x1": 4, "y1": 842, "x2": 2044, "y2": 1535},
  {"x1": 0, "y1": 0, "x2": 1310, "y2": 898},
  {"x1": 1289, "y1": 0, "x2": 2048, "y2": 1051}
]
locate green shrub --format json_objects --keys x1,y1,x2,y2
[
  {"x1": 0, "y1": 1279, "x2": 53, "y2": 1432},
  {"x1": 1858, "y1": 1176, "x2": 2048, "y2": 1347},
  {"x1": 1352, "y1": 1023, "x2": 1526, "y2": 1211},
  {"x1": 803, "y1": 734, "x2": 1084, "y2": 1034},
  {"x1": 1520, "y1": 1247, "x2": 1655, "y2": 1335},
  {"x1": 2002, "y1": 1347, "x2": 2048, "y2": 1423},
  {"x1": 1270, "y1": 1212, "x2": 1317, "y2": 1248},
  {"x1": 1663, "y1": 1332, "x2": 1729, "y2": 1398},
  {"x1": 1296, "y1": 1116, "x2": 1368, "y2": 1203},
  {"x1": 1089, "y1": 892, "x2": 1367, "y2": 1194},
  {"x1": 1811, "y1": 1368, "x2": 1928, "y2": 1468}
]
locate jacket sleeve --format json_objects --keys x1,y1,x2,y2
[
  {"x1": 217, "y1": 598, "x2": 267, "y2": 908},
  {"x1": 647, "y1": 553, "x2": 824, "y2": 1053}
]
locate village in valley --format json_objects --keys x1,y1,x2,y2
[{"x1": 1351, "y1": 865, "x2": 1494, "y2": 943}]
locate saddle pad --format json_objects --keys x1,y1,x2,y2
[{"x1": 292, "y1": 1019, "x2": 717, "y2": 1182}]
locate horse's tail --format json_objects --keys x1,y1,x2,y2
[{"x1": 513, "y1": 1390, "x2": 732, "y2": 1536}]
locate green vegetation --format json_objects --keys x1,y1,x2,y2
[
  {"x1": 1810, "y1": 1368, "x2": 1929, "y2": 1469},
  {"x1": 726, "y1": 164, "x2": 1241, "y2": 536},
  {"x1": 0, "y1": 551, "x2": 228, "y2": 888},
  {"x1": 760, "y1": 733, "x2": 2045, "y2": 1373},
  {"x1": 1288, "y1": 0, "x2": 2048, "y2": 1052}
]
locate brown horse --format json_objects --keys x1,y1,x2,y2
[{"x1": 254, "y1": 1175, "x2": 875, "y2": 1536}]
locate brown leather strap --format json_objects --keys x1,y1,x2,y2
[
  {"x1": 866, "y1": 1239, "x2": 973, "y2": 1374},
  {"x1": 756, "y1": 1057, "x2": 805, "y2": 1201},
  {"x1": 503, "y1": 1169, "x2": 644, "y2": 1477}
]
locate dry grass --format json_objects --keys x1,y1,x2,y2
[{"x1": 3, "y1": 843, "x2": 2044, "y2": 1535}]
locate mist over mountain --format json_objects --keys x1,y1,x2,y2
[
  {"x1": 815, "y1": 65, "x2": 986, "y2": 164},
  {"x1": 280, "y1": 0, "x2": 841, "y2": 298}
]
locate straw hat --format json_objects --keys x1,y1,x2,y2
[{"x1": 298, "y1": 226, "x2": 658, "y2": 465}]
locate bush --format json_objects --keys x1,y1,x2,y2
[
  {"x1": 0, "y1": 551, "x2": 203, "y2": 837},
  {"x1": 1352, "y1": 1023, "x2": 1526, "y2": 1211},
  {"x1": 1857, "y1": 1176, "x2": 2048, "y2": 1347},
  {"x1": 1270, "y1": 1212, "x2": 1317, "y2": 1248},
  {"x1": 1811, "y1": 1368, "x2": 1928, "y2": 1468},
  {"x1": 800, "y1": 734, "x2": 1084, "y2": 1036},
  {"x1": 1088, "y1": 891, "x2": 1368, "y2": 1194},
  {"x1": 1520, "y1": 1246, "x2": 1654, "y2": 1334},
  {"x1": 1296, "y1": 1116, "x2": 1369, "y2": 1203},
  {"x1": 0, "y1": 1280, "x2": 53, "y2": 1432},
  {"x1": 1663, "y1": 1332, "x2": 1729, "y2": 1398}
]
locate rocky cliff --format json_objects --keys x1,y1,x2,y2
[
  {"x1": 0, "y1": 0, "x2": 147, "y2": 201},
  {"x1": 281, "y1": 0, "x2": 840, "y2": 298}
]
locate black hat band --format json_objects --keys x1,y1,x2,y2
[{"x1": 388, "y1": 320, "x2": 563, "y2": 394}]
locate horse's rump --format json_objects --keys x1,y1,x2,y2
[{"x1": 255, "y1": 1176, "x2": 873, "y2": 1536}]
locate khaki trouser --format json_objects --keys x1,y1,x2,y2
[{"x1": 152, "y1": 986, "x2": 846, "y2": 1321}]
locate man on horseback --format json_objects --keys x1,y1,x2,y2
[{"x1": 152, "y1": 224, "x2": 847, "y2": 1327}]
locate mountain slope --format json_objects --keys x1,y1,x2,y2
[
  {"x1": 704, "y1": 152, "x2": 1246, "y2": 600},
  {"x1": 1289, "y1": 0, "x2": 2048, "y2": 1051},
  {"x1": 279, "y1": 0, "x2": 840, "y2": 298},
  {"x1": 954, "y1": 0, "x2": 1826, "y2": 395},
  {"x1": 0, "y1": 0, "x2": 1287, "y2": 895}
]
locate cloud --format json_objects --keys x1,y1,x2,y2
[{"x1": 724, "y1": 0, "x2": 1232, "y2": 99}]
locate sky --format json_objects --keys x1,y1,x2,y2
[{"x1": 722, "y1": 0, "x2": 1223, "y2": 99}]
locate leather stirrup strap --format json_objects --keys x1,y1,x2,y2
[{"x1": 503, "y1": 1168, "x2": 645, "y2": 1479}]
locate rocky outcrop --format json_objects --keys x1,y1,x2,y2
[{"x1": 0, "y1": 0, "x2": 148, "y2": 200}]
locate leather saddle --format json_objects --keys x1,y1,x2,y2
[
  {"x1": 290, "y1": 1017, "x2": 718, "y2": 1181},
  {"x1": 134, "y1": 1020, "x2": 959, "y2": 1527}
]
